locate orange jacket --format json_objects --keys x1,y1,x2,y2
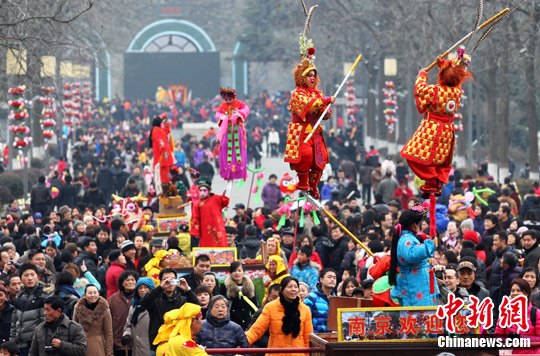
[{"x1": 245, "y1": 299, "x2": 313, "y2": 356}]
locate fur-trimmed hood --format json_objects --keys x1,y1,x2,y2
[
  {"x1": 224, "y1": 275, "x2": 255, "y2": 299},
  {"x1": 74, "y1": 296, "x2": 110, "y2": 330}
]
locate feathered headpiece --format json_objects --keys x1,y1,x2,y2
[{"x1": 294, "y1": 2, "x2": 319, "y2": 85}]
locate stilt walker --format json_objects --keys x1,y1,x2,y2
[
  {"x1": 149, "y1": 113, "x2": 175, "y2": 196},
  {"x1": 400, "y1": 1, "x2": 518, "y2": 198},
  {"x1": 284, "y1": 5, "x2": 335, "y2": 199},
  {"x1": 400, "y1": 51, "x2": 473, "y2": 198},
  {"x1": 215, "y1": 87, "x2": 250, "y2": 184}
]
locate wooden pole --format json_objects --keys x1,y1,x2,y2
[{"x1": 425, "y1": 8, "x2": 509, "y2": 72}]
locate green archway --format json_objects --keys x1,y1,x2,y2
[{"x1": 127, "y1": 19, "x2": 216, "y2": 53}]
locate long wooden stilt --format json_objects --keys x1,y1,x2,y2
[{"x1": 303, "y1": 192, "x2": 374, "y2": 257}]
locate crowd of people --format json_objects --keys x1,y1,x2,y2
[{"x1": 1, "y1": 87, "x2": 540, "y2": 355}]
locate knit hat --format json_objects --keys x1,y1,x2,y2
[
  {"x1": 153, "y1": 303, "x2": 202, "y2": 345},
  {"x1": 133, "y1": 277, "x2": 155, "y2": 306},
  {"x1": 58, "y1": 205, "x2": 71, "y2": 216},
  {"x1": 462, "y1": 230, "x2": 479, "y2": 245},
  {"x1": 73, "y1": 220, "x2": 85, "y2": 231},
  {"x1": 460, "y1": 218, "x2": 474, "y2": 231},
  {"x1": 121, "y1": 240, "x2": 136, "y2": 253}
]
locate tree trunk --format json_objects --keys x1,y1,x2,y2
[
  {"x1": 497, "y1": 39, "x2": 510, "y2": 182},
  {"x1": 525, "y1": 4, "x2": 539, "y2": 180},
  {"x1": 485, "y1": 55, "x2": 499, "y2": 178}
]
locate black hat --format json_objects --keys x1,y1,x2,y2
[
  {"x1": 234, "y1": 203, "x2": 245, "y2": 210},
  {"x1": 361, "y1": 278, "x2": 374, "y2": 289},
  {"x1": 280, "y1": 229, "x2": 294, "y2": 237},
  {"x1": 150, "y1": 238, "x2": 164, "y2": 248},
  {"x1": 196, "y1": 176, "x2": 212, "y2": 190}
]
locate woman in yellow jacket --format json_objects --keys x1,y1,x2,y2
[{"x1": 246, "y1": 276, "x2": 313, "y2": 356}]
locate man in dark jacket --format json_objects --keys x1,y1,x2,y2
[
  {"x1": 238, "y1": 225, "x2": 260, "y2": 259},
  {"x1": 184, "y1": 255, "x2": 219, "y2": 296},
  {"x1": 96, "y1": 161, "x2": 114, "y2": 204},
  {"x1": 322, "y1": 226, "x2": 350, "y2": 280},
  {"x1": 10, "y1": 264, "x2": 54, "y2": 355},
  {"x1": 59, "y1": 175, "x2": 77, "y2": 207},
  {"x1": 457, "y1": 259, "x2": 489, "y2": 302},
  {"x1": 489, "y1": 232, "x2": 517, "y2": 303},
  {"x1": 140, "y1": 268, "x2": 198, "y2": 352},
  {"x1": 73, "y1": 237, "x2": 99, "y2": 277},
  {"x1": 522, "y1": 230, "x2": 540, "y2": 272},
  {"x1": 30, "y1": 176, "x2": 51, "y2": 215},
  {"x1": 82, "y1": 182, "x2": 107, "y2": 207},
  {"x1": 29, "y1": 296, "x2": 86, "y2": 356}
]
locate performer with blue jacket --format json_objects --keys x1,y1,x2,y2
[{"x1": 389, "y1": 208, "x2": 439, "y2": 306}]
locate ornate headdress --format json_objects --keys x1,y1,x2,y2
[
  {"x1": 219, "y1": 86, "x2": 236, "y2": 99},
  {"x1": 294, "y1": 2, "x2": 319, "y2": 85}
]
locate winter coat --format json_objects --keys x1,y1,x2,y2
[
  {"x1": 108, "y1": 291, "x2": 132, "y2": 352},
  {"x1": 30, "y1": 182, "x2": 51, "y2": 210},
  {"x1": 10, "y1": 283, "x2": 53, "y2": 349},
  {"x1": 495, "y1": 304, "x2": 540, "y2": 354},
  {"x1": 490, "y1": 246, "x2": 517, "y2": 303},
  {"x1": 245, "y1": 298, "x2": 313, "y2": 356},
  {"x1": 74, "y1": 251, "x2": 99, "y2": 278},
  {"x1": 139, "y1": 286, "x2": 199, "y2": 351},
  {"x1": 219, "y1": 276, "x2": 258, "y2": 330},
  {"x1": 323, "y1": 236, "x2": 350, "y2": 273},
  {"x1": 105, "y1": 262, "x2": 126, "y2": 299},
  {"x1": 238, "y1": 236, "x2": 260, "y2": 259},
  {"x1": 500, "y1": 266, "x2": 523, "y2": 301},
  {"x1": 73, "y1": 297, "x2": 113, "y2": 356},
  {"x1": 524, "y1": 245, "x2": 540, "y2": 271},
  {"x1": 29, "y1": 314, "x2": 87, "y2": 356},
  {"x1": 196, "y1": 313, "x2": 249, "y2": 354},
  {"x1": 0, "y1": 303, "x2": 14, "y2": 344},
  {"x1": 389, "y1": 230, "x2": 439, "y2": 306},
  {"x1": 261, "y1": 183, "x2": 282, "y2": 211},
  {"x1": 303, "y1": 283, "x2": 334, "y2": 333},
  {"x1": 55, "y1": 285, "x2": 80, "y2": 319},
  {"x1": 290, "y1": 261, "x2": 320, "y2": 291},
  {"x1": 123, "y1": 305, "x2": 150, "y2": 356},
  {"x1": 465, "y1": 281, "x2": 490, "y2": 302}
]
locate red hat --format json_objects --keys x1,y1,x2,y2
[{"x1": 463, "y1": 230, "x2": 479, "y2": 245}]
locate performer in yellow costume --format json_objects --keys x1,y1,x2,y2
[{"x1": 153, "y1": 303, "x2": 207, "y2": 356}]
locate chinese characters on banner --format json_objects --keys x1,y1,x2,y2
[
  {"x1": 338, "y1": 295, "x2": 528, "y2": 342},
  {"x1": 437, "y1": 295, "x2": 528, "y2": 333}
]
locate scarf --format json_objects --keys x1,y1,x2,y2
[
  {"x1": 279, "y1": 294, "x2": 301, "y2": 338},
  {"x1": 85, "y1": 299, "x2": 98, "y2": 311}
]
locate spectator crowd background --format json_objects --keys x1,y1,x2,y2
[{"x1": 1, "y1": 90, "x2": 540, "y2": 355}]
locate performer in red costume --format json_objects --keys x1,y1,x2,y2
[
  {"x1": 401, "y1": 48, "x2": 472, "y2": 197},
  {"x1": 190, "y1": 177, "x2": 230, "y2": 247},
  {"x1": 149, "y1": 113, "x2": 175, "y2": 195},
  {"x1": 284, "y1": 47, "x2": 335, "y2": 199}
]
